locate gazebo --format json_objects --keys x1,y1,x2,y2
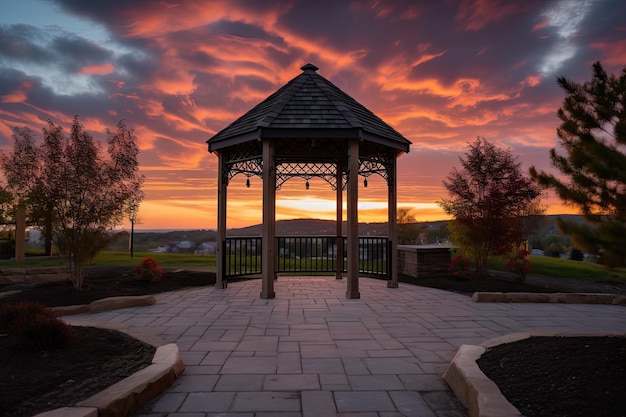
[{"x1": 207, "y1": 63, "x2": 411, "y2": 299}]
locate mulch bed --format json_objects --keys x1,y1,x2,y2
[
  {"x1": 0, "y1": 326, "x2": 155, "y2": 417},
  {"x1": 478, "y1": 336, "x2": 626, "y2": 417},
  {"x1": 0, "y1": 266, "x2": 216, "y2": 307},
  {"x1": 0, "y1": 266, "x2": 625, "y2": 417}
]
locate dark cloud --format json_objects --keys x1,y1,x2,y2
[{"x1": 0, "y1": 24, "x2": 55, "y2": 63}]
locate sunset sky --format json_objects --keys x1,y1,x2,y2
[{"x1": 1, "y1": 0, "x2": 625, "y2": 230}]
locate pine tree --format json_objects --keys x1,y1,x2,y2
[{"x1": 530, "y1": 62, "x2": 626, "y2": 267}]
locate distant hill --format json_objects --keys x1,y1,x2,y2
[
  {"x1": 226, "y1": 219, "x2": 388, "y2": 236},
  {"x1": 102, "y1": 215, "x2": 586, "y2": 252},
  {"x1": 226, "y1": 215, "x2": 586, "y2": 237}
]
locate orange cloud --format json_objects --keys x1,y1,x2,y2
[
  {"x1": 140, "y1": 66, "x2": 197, "y2": 96},
  {"x1": 1, "y1": 91, "x2": 27, "y2": 103},
  {"x1": 123, "y1": 1, "x2": 290, "y2": 38},
  {"x1": 0, "y1": 121, "x2": 13, "y2": 138},
  {"x1": 522, "y1": 74, "x2": 543, "y2": 87},
  {"x1": 78, "y1": 63, "x2": 115, "y2": 75},
  {"x1": 374, "y1": 58, "x2": 517, "y2": 109}
]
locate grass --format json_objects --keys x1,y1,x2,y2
[
  {"x1": 492, "y1": 255, "x2": 626, "y2": 284},
  {"x1": 91, "y1": 251, "x2": 216, "y2": 268},
  {"x1": 0, "y1": 251, "x2": 216, "y2": 269}
]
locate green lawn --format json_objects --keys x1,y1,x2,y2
[
  {"x1": 91, "y1": 251, "x2": 216, "y2": 268},
  {"x1": 492, "y1": 255, "x2": 626, "y2": 284},
  {"x1": 0, "y1": 251, "x2": 216, "y2": 269}
]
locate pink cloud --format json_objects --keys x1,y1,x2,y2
[
  {"x1": 78, "y1": 63, "x2": 115, "y2": 75},
  {"x1": 455, "y1": 0, "x2": 533, "y2": 31},
  {"x1": 1, "y1": 90, "x2": 27, "y2": 103}
]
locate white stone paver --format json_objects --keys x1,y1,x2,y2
[{"x1": 66, "y1": 276, "x2": 626, "y2": 417}]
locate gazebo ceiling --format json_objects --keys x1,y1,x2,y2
[{"x1": 207, "y1": 63, "x2": 411, "y2": 153}]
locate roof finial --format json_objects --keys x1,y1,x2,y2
[{"x1": 301, "y1": 63, "x2": 319, "y2": 73}]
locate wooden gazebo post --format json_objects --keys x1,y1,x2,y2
[
  {"x1": 261, "y1": 140, "x2": 276, "y2": 299},
  {"x1": 346, "y1": 139, "x2": 360, "y2": 298},
  {"x1": 387, "y1": 159, "x2": 399, "y2": 288},
  {"x1": 335, "y1": 161, "x2": 343, "y2": 280},
  {"x1": 216, "y1": 152, "x2": 227, "y2": 289}
]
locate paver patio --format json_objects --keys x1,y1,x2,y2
[{"x1": 65, "y1": 276, "x2": 626, "y2": 417}]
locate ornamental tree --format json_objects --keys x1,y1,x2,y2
[
  {"x1": 530, "y1": 62, "x2": 626, "y2": 267},
  {"x1": 0, "y1": 117, "x2": 144, "y2": 288},
  {"x1": 439, "y1": 137, "x2": 544, "y2": 275}
]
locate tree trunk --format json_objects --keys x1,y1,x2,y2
[
  {"x1": 70, "y1": 262, "x2": 87, "y2": 290},
  {"x1": 44, "y1": 207, "x2": 53, "y2": 256}
]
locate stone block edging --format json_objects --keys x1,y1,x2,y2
[
  {"x1": 0, "y1": 266, "x2": 70, "y2": 284},
  {"x1": 51, "y1": 295, "x2": 156, "y2": 316},
  {"x1": 443, "y1": 331, "x2": 626, "y2": 417},
  {"x1": 472, "y1": 291, "x2": 626, "y2": 305},
  {"x1": 34, "y1": 322, "x2": 185, "y2": 417}
]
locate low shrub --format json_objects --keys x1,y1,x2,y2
[
  {"x1": 135, "y1": 257, "x2": 163, "y2": 283},
  {"x1": 0, "y1": 301, "x2": 55, "y2": 333},
  {"x1": 505, "y1": 248, "x2": 532, "y2": 281},
  {"x1": 448, "y1": 253, "x2": 472, "y2": 280},
  {"x1": 0, "y1": 301, "x2": 74, "y2": 351},
  {"x1": 12, "y1": 314, "x2": 75, "y2": 351}
]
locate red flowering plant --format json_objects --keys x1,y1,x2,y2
[
  {"x1": 505, "y1": 248, "x2": 532, "y2": 281},
  {"x1": 448, "y1": 253, "x2": 472, "y2": 280},
  {"x1": 135, "y1": 258, "x2": 163, "y2": 283}
]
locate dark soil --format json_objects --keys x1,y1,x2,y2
[
  {"x1": 399, "y1": 270, "x2": 626, "y2": 295},
  {"x1": 1, "y1": 267, "x2": 625, "y2": 417},
  {"x1": 478, "y1": 336, "x2": 626, "y2": 417},
  {"x1": 0, "y1": 266, "x2": 216, "y2": 307},
  {"x1": 0, "y1": 326, "x2": 156, "y2": 417}
]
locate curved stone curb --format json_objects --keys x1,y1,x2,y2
[
  {"x1": 34, "y1": 322, "x2": 185, "y2": 417},
  {"x1": 472, "y1": 291, "x2": 626, "y2": 305},
  {"x1": 51, "y1": 295, "x2": 156, "y2": 316},
  {"x1": 443, "y1": 331, "x2": 626, "y2": 417}
]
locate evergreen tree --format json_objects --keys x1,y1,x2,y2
[{"x1": 530, "y1": 62, "x2": 626, "y2": 267}]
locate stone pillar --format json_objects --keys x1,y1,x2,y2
[
  {"x1": 261, "y1": 139, "x2": 276, "y2": 299},
  {"x1": 336, "y1": 161, "x2": 343, "y2": 280},
  {"x1": 346, "y1": 140, "x2": 360, "y2": 299},
  {"x1": 387, "y1": 157, "x2": 398, "y2": 288},
  {"x1": 216, "y1": 152, "x2": 227, "y2": 289},
  {"x1": 15, "y1": 204, "x2": 26, "y2": 262}
]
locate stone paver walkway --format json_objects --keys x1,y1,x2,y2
[{"x1": 66, "y1": 276, "x2": 626, "y2": 417}]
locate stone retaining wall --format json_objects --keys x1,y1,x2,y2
[{"x1": 0, "y1": 266, "x2": 70, "y2": 284}]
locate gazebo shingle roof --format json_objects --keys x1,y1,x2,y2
[{"x1": 207, "y1": 63, "x2": 411, "y2": 153}]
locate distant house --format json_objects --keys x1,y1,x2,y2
[
  {"x1": 195, "y1": 241, "x2": 217, "y2": 255},
  {"x1": 150, "y1": 246, "x2": 169, "y2": 253},
  {"x1": 176, "y1": 240, "x2": 196, "y2": 253}
]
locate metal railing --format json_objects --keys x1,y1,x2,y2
[
  {"x1": 222, "y1": 237, "x2": 262, "y2": 277},
  {"x1": 223, "y1": 236, "x2": 388, "y2": 278}
]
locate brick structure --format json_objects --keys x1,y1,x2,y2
[{"x1": 398, "y1": 245, "x2": 452, "y2": 279}]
